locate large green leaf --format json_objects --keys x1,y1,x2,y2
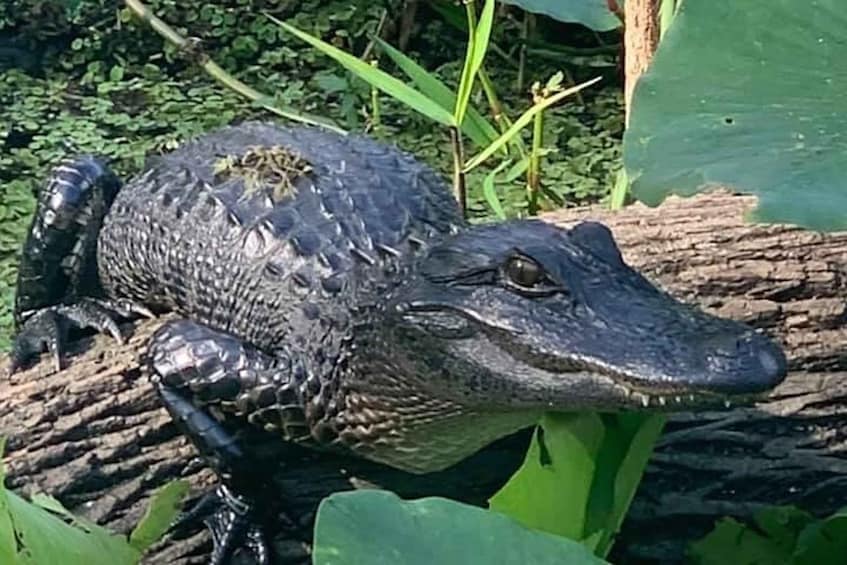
[
  {"x1": 0, "y1": 441, "x2": 17, "y2": 565},
  {"x1": 489, "y1": 413, "x2": 663, "y2": 557},
  {"x1": 583, "y1": 413, "x2": 664, "y2": 556},
  {"x1": 499, "y1": 0, "x2": 621, "y2": 32},
  {"x1": 489, "y1": 413, "x2": 605, "y2": 542},
  {"x1": 623, "y1": 0, "x2": 847, "y2": 231},
  {"x1": 312, "y1": 490, "x2": 608, "y2": 565}
]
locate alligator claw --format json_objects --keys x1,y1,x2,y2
[
  {"x1": 93, "y1": 297, "x2": 157, "y2": 320},
  {"x1": 8, "y1": 297, "x2": 154, "y2": 375},
  {"x1": 8, "y1": 309, "x2": 64, "y2": 374},
  {"x1": 172, "y1": 484, "x2": 270, "y2": 565}
]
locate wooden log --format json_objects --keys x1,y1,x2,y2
[
  {"x1": 1, "y1": 192, "x2": 845, "y2": 564},
  {"x1": 544, "y1": 192, "x2": 847, "y2": 563}
]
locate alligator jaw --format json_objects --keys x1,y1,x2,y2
[{"x1": 434, "y1": 329, "x2": 775, "y2": 413}]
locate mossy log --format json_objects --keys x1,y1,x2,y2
[{"x1": 1, "y1": 192, "x2": 845, "y2": 564}]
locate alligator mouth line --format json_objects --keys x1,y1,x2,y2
[
  {"x1": 606, "y1": 382, "x2": 760, "y2": 411},
  {"x1": 406, "y1": 302, "x2": 771, "y2": 411}
]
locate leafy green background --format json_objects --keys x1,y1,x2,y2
[{"x1": 623, "y1": 0, "x2": 847, "y2": 231}]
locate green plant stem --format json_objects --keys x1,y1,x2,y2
[
  {"x1": 450, "y1": 127, "x2": 468, "y2": 218},
  {"x1": 122, "y1": 0, "x2": 344, "y2": 134},
  {"x1": 527, "y1": 109, "x2": 543, "y2": 215},
  {"x1": 478, "y1": 67, "x2": 527, "y2": 158},
  {"x1": 360, "y1": 9, "x2": 389, "y2": 61}
]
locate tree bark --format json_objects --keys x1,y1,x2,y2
[
  {"x1": 2, "y1": 192, "x2": 845, "y2": 564},
  {"x1": 624, "y1": 0, "x2": 660, "y2": 124},
  {"x1": 544, "y1": 192, "x2": 847, "y2": 563}
]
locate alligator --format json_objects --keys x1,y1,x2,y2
[{"x1": 9, "y1": 121, "x2": 788, "y2": 564}]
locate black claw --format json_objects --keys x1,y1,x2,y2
[
  {"x1": 7, "y1": 297, "x2": 146, "y2": 374},
  {"x1": 171, "y1": 484, "x2": 271, "y2": 565},
  {"x1": 95, "y1": 297, "x2": 157, "y2": 320},
  {"x1": 8, "y1": 309, "x2": 64, "y2": 375},
  {"x1": 58, "y1": 299, "x2": 126, "y2": 344}
]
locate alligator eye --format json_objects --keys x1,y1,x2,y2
[{"x1": 504, "y1": 256, "x2": 543, "y2": 288}]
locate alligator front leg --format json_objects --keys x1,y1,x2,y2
[
  {"x1": 146, "y1": 319, "x2": 309, "y2": 565},
  {"x1": 10, "y1": 156, "x2": 153, "y2": 373}
]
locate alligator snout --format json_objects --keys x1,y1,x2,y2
[{"x1": 697, "y1": 329, "x2": 788, "y2": 394}]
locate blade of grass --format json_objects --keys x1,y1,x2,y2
[
  {"x1": 464, "y1": 76, "x2": 602, "y2": 172},
  {"x1": 269, "y1": 14, "x2": 455, "y2": 128},
  {"x1": 129, "y1": 480, "x2": 190, "y2": 553},
  {"x1": 375, "y1": 37, "x2": 499, "y2": 148},
  {"x1": 482, "y1": 160, "x2": 510, "y2": 220},
  {"x1": 454, "y1": 0, "x2": 496, "y2": 126},
  {"x1": 609, "y1": 169, "x2": 628, "y2": 210}
]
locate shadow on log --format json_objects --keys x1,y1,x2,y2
[{"x1": 1, "y1": 192, "x2": 845, "y2": 564}]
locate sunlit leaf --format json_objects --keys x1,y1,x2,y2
[
  {"x1": 489, "y1": 413, "x2": 606, "y2": 541},
  {"x1": 454, "y1": 0, "x2": 496, "y2": 127}
]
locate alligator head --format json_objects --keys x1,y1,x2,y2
[{"x1": 343, "y1": 220, "x2": 787, "y2": 472}]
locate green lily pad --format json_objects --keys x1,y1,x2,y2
[
  {"x1": 499, "y1": 0, "x2": 621, "y2": 32},
  {"x1": 623, "y1": 0, "x2": 847, "y2": 231},
  {"x1": 312, "y1": 490, "x2": 608, "y2": 565}
]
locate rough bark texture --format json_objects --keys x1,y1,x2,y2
[
  {"x1": 544, "y1": 192, "x2": 847, "y2": 563},
  {"x1": 1, "y1": 192, "x2": 845, "y2": 564}
]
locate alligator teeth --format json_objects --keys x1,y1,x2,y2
[
  {"x1": 640, "y1": 395, "x2": 650, "y2": 408},
  {"x1": 724, "y1": 399, "x2": 732, "y2": 409},
  {"x1": 658, "y1": 396, "x2": 666, "y2": 406},
  {"x1": 675, "y1": 396, "x2": 682, "y2": 404}
]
